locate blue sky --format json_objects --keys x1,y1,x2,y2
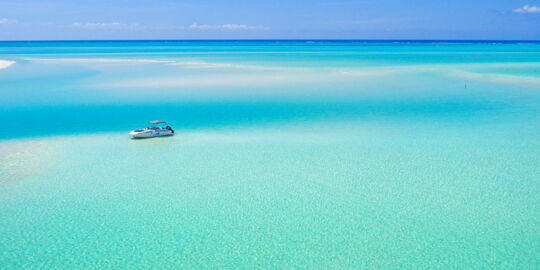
[{"x1": 0, "y1": 0, "x2": 539, "y2": 40}]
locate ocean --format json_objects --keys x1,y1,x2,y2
[{"x1": 0, "y1": 41, "x2": 539, "y2": 268}]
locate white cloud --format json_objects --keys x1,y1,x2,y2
[
  {"x1": 189, "y1": 23, "x2": 268, "y2": 30},
  {"x1": 70, "y1": 22, "x2": 140, "y2": 30},
  {"x1": 513, "y1": 5, "x2": 540, "y2": 13},
  {"x1": 0, "y1": 18, "x2": 17, "y2": 25}
]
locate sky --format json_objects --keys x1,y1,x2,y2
[{"x1": 0, "y1": 0, "x2": 539, "y2": 40}]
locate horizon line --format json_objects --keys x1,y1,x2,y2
[{"x1": 1, "y1": 39, "x2": 539, "y2": 43}]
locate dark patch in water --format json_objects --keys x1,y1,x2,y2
[{"x1": 0, "y1": 100, "x2": 499, "y2": 140}]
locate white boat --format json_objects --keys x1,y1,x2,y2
[{"x1": 129, "y1": 120, "x2": 175, "y2": 138}]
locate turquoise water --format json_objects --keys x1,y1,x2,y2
[{"x1": 0, "y1": 41, "x2": 539, "y2": 268}]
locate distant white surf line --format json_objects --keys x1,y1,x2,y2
[
  {"x1": 94, "y1": 65, "x2": 426, "y2": 89},
  {"x1": 23, "y1": 58, "x2": 176, "y2": 64},
  {"x1": 95, "y1": 67, "x2": 402, "y2": 89},
  {"x1": 24, "y1": 57, "x2": 276, "y2": 70},
  {"x1": 0, "y1": 60, "x2": 15, "y2": 69},
  {"x1": 449, "y1": 70, "x2": 540, "y2": 90},
  {"x1": 168, "y1": 61, "x2": 235, "y2": 68},
  {"x1": 167, "y1": 61, "x2": 303, "y2": 71},
  {"x1": 168, "y1": 61, "x2": 263, "y2": 70},
  {"x1": 25, "y1": 57, "x2": 307, "y2": 71}
]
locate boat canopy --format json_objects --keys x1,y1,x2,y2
[{"x1": 149, "y1": 120, "x2": 167, "y2": 124}]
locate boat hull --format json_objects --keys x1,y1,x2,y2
[{"x1": 129, "y1": 130, "x2": 174, "y2": 138}]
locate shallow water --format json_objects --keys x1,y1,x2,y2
[{"x1": 0, "y1": 41, "x2": 539, "y2": 268}]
